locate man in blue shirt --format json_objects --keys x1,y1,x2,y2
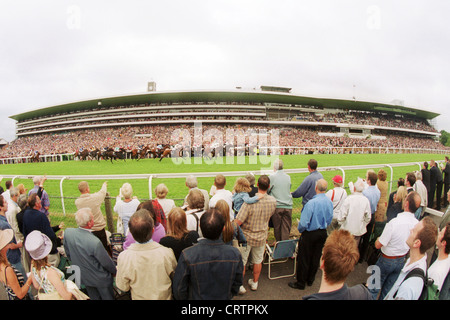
[
  {"x1": 28, "y1": 176, "x2": 50, "y2": 216},
  {"x1": 289, "y1": 179, "x2": 333, "y2": 290},
  {"x1": 292, "y1": 159, "x2": 323, "y2": 208},
  {"x1": 360, "y1": 170, "x2": 381, "y2": 263}
]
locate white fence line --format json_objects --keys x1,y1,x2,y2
[{"x1": 4, "y1": 160, "x2": 445, "y2": 215}]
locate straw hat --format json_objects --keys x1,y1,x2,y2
[
  {"x1": 25, "y1": 231, "x2": 52, "y2": 260},
  {"x1": 0, "y1": 229, "x2": 13, "y2": 251}
]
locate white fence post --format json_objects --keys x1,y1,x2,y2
[
  {"x1": 148, "y1": 175, "x2": 153, "y2": 200},
  {"x1": 60, "y1": 177, "x2": 67, "y2": 215}
]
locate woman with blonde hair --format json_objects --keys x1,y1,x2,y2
[
  {"x1": 114, "y1": 182, "x2": 140, "y2": 235},
  {"x1": 185, "y1": 189, "x2": 206, "y2": 237},
  {"x1": 375, "y1": 169, "x2": 389, "y2": 222},
  {"x1": 231, "y1": 177, "x2": 262, "y2": 217},
  {"x1": 215, "y1": 200, "x2": 246, "y2": 247},
  {"x1": 154, "y1": 183, "x2": 176, "y2": 219},
  {"x1": 0, "y1": 229, "x2": 32, "y2": 300},
  {"x1": 159, "y1": 208, "x2": 199, "y2": 260},
  {"x1": 26, "y1": 230, "x2": 73, "y2": 300}
]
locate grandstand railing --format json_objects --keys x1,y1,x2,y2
[
  {"x1": 0, "y1": 146, "x2": 448, "y2": 164},
  {"x1": 4, "y1": 160, "x2": 446, "y2": 216}
]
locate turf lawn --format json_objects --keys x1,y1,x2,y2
[{"x1": 0, "y1": 153, "x2": 446, "y2": 230}]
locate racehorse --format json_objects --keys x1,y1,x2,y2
[
  {"x1": 114, "y1": 148, "x2": 127, "y2": 161},
  {"x1": 89, "y1": 148, "x2": 101, "y2": 161},
  {"x1": 30, "y1": 152, "x2": 40, "y2": 163},
  {"x1": 75, "y1": 149, "x2": 89, "y2": 161},
  {"x1": 101, "y1": 148, "x2": 117, "y2": 163},
  {"x1": 131, "y1": 146, "x2": 149, "y2": 161},
  {"x1": 147, "y1": 147, "x2": 160, "y2": 159},
  {"x1": 159, "y1": 147, "x2": 172, "y2": 161},
  {"x1": 158, "y1": 144, "x2": 174, "y2": 162}
]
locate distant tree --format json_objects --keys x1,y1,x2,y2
[{"x1": 440, "y1": 130, "x2": 450, "y2": 147}]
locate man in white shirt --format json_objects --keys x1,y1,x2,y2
[
  {"x1": 384, "y1": 216, "x2": 438, "y2": 300},
  {"x1": 1, "y1": 180, "x2": 13, "y2": 202},
  {"x1": 5, "y1": 187, "x2": 22, "y2": 242},
  {"x1": 413, "y1": 171, "x2": 428, "y2": 219},
  {"x1": 326, "y1": 175, "x2": 347, "y2": 234},
  {"x1": 337, "y1": 178, "x2": 371, "y2": 244},
  {"x1": 209, "y1": 174, "x2": 233, "y2": 219},
  {"x1": 368, "y1": 191, "x2": 420, "y2": 300},
  {"x1": 428, "y1": 222, "x2": 450, "y2": 291}
]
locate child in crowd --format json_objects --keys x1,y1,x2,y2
[{"x1": 231, "y1": 178, "x2": 263, "y2": 217}]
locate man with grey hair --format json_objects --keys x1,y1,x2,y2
[
  {"x1": 27, "y1": 176, "x2": 50, "y2": 216},
  {"x1": 289, "y1": 179, "x2": 333, "y2": 290},
  {"x1": 268, "y1": 159, "x2": 293, "y2": 241},
  {"x1": 413, "y1": 171, "x2": 428, "y2": 219},
  {"x1": 183, "y1": 175, "x2": 209, "y2": 210},
  {"x1": 338, "y1": 178, "x2": 371, "y2": 245},
  {"x1": 6, "y1": 187, "x2": 22, "y2": 242},
  {"x1": 63, "y1": 207, "x2": 117, "y2": 300}
]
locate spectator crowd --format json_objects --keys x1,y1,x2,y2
[
  {"x1": 0, "y1": 156, "x2": 449, "y2": 301},
  {"x1": 0, "y1": 123, "x2": 448, "y2": 160}
]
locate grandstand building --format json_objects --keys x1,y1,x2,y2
[{"x1": 9, "y1": 86, "x2": 440, "y2": 141}]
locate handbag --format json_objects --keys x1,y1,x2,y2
[
  {"x1": 35, "y1": 267, "x2": 64, "y2": 300},
  {"x1": 65, "y1": 279, "x2": 90, "y2": 300},
  {"x1": 38, "y1": 280, "x2": 90, "y2": 300},
  {"x1": 35, "y1": 266, "x2": 89, "y2": 300},
  {"x1": 38, "y1": 289, "x2": 64, "y2": 300}
]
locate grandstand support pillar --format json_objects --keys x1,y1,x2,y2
[
  {"x1": 148, "y1": 175, "x2": 153, "y2": 200},
  {"x1": 60, "y1": 177, "x2": 67, "y2": 216}
]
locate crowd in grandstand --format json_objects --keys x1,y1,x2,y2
[
  {"x1": 290, "y1": 111, "x2": 437, "y2": 133},
  {"x1": 0, "y1": 157, "x2": 449, "y2": 301},
  {"x1": 0, "y1": 123, "x2": 447, "y2": 160},
  {"x1": 16, "y1": 100, "x2": 438, "y2": 135}
]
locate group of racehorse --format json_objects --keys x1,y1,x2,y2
[
  {"x1": 73, "y1": 145, "x2": 172, "y2": 163},
  {"x1": 30, "y1": 143, "x2": 241, "y2": 163}
]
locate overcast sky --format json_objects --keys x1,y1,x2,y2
[{"x1": 1, "y1": 0, "x2": 449, "y2": 142}]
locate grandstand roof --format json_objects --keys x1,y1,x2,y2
[{"x1": 10, "y1": 90, "x2": 440, "y2": 121}]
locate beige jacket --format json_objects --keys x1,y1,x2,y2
[
  {"x1": 115, "y1": 241, "x2": 177, "y2": 300},
  {"x1": 75, "y1": 183, "x2": 107, "y2": 231}
]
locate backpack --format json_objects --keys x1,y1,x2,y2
[{"x1": 400, "y1": 268, "x2": 440, "y2": 300}]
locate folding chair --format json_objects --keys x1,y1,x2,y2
[{"x1": 263, "y1": 238, "x2": 299, "y2": 280}]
